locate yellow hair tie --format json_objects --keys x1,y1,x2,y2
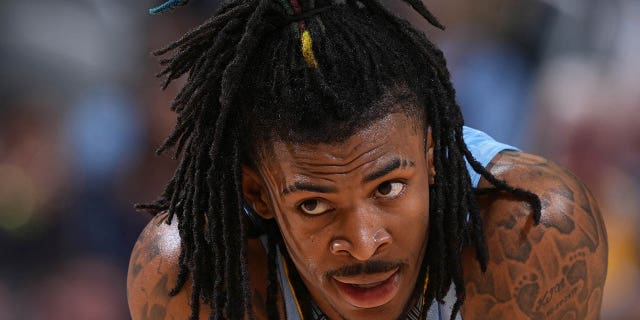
[{"x1": 301, "y1": 30, "x2": 319, "y2": 68}]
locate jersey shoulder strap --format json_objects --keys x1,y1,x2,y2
[{"x1": 463, "y1": 126, "x2": 519, "y2": 187}]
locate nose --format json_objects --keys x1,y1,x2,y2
[{"x1": 329, "y1": 210, "x2": 392, "y2": 261}]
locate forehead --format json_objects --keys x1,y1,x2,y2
[{"x1": 257, "y1": 113, "x2": 424, "y2": 174}]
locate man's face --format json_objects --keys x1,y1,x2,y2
[{"x1": 244, "y1": 113, "x2": 434, "y2": 320}]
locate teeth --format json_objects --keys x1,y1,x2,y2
[{"x1": 352, "y1": 282, "x2": 382, "y2": 289}]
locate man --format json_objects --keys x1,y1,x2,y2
[{"x1": 127, "y1": 0, "x2": 608, "y2": 319}]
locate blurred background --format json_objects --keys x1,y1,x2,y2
[{"x1": 0, "y1": 0, "x2": 637, "y2": 319}]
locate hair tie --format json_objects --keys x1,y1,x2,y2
[
  {"x1": 285, "y1": 5, "x2": 334, "y2": 22},
  {"x1": 148, "y1": 0, "x2": 189, "y2": 15},
  {"x1": 282, "y1": 0, "x2": 334, "y2": 68}
]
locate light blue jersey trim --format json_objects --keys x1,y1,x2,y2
[{"x1": 463, "y1": 126, "x2": 519, "y2": 187}]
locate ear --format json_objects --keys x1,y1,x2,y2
[
  {"x1": 426, "y1": 127, "x2": 435, "y2": 185},
  {"x1": 242, "y1": 165, "x2": 274, "y2": 219}
]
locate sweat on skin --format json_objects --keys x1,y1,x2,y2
[{"x1": 242, "y1": 113, "x2": 434, "y2": 320}]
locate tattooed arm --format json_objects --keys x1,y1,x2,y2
[
  {"x1": 127, "y1": 212, "x2": 272, "y2": 320},
  {"x1": 126, "y1": 212, "x2": 210, "y2": 320},
  {"x1": 461, "y1": 151, "x2": 608, "y2": 320}
]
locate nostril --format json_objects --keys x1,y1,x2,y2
[
  {"x1": 330, "y1": 238, "x2": 351, "y2": 255},
  {"x1": 373, "y1": 229, "x2": 392, "y2": 245}
]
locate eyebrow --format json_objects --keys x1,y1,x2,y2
[
  {"x1": 362, "y1": 158, "x2": 414, "y2": 183},
  {"x1": 282, "y1": 182, "x2": 337, "y2": 195},
  {"x1": 281, "y1": 158, "x2": 414, "y2": 196}
]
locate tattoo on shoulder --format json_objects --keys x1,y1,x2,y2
[
  {"x1": 465, "y1": 151, "x2": 608, "y2": 319},
  {"x1": 128, "y1": 213, "x2": 176, "y2": 320}
]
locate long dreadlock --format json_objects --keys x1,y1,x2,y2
[{"x1": 138, "y1": 0, "x2": 542, "y2": 319}]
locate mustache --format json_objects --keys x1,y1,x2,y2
[{"x1": 324, "y1": 260, "x2": 407, "y2": 280}]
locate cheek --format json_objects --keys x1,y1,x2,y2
[
  {"x1": 271, "y1": 205, "x2": 329, "y2": 276},
  {"x1": 389, "y1": 184, "x2": 430, "y2": 242},
  {"x1": 278, "y1": 225, "x2": 330, "y2": 285}
]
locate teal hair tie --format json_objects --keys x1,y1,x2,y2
[{"x1": 149, "y1": 0, "x2": 189, "y2": 15}]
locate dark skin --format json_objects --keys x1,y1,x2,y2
[
  {"x1": 461, "y1": 150, "x2": 608, "y2": 319},
  {"x1": 127, "y1": 114, "x2": 608, "y2": 320},
  {"x1": 126, "y1": 213, "x2": 272, "y2": 320},
  {"x1": 244, "y1": 114, "x2": 433, "y2": 320}
]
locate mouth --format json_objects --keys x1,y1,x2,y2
[{"x1": 332, "y1": 268, "x2": 401, "y2": 309}]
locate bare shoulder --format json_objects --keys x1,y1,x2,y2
[
  {"x1": 127, "y1": 212, "x2": 211, "y2": 320},
  {"x1": 461, "y1": 151, "x2": 608, "y2": 319},
  {"x1": 127, "y1": 212, "x2": 272, "y2": 320}
]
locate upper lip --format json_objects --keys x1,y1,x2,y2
[{"x1": 332, "y1": 267, "x2": 399, "y2": 285}]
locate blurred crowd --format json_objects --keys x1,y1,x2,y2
[{"x1": 0, "y1": 0, "x2": 638, "y2": 319}]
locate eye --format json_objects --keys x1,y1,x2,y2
[
  {"x1": 298, "y1": 199, "x2": 332, "y2": 215},
  {"x1": 375, "y1": 181, "x2": 405, "y2": 198}
]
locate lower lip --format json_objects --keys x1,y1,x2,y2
[{"x1": 333, "y1": 271, "x2": 400, "y2": 309}]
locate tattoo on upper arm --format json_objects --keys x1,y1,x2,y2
[
  {"x1": 129, "y1": 216, "x2": 174, "y2": 320},
  {"x1": 465, "y1": 151, "x2": 608, "y2": 319}
]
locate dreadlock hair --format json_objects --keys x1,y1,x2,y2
[{"x1": 138, "y1": 0, "x2": 542, "y2": 319}]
